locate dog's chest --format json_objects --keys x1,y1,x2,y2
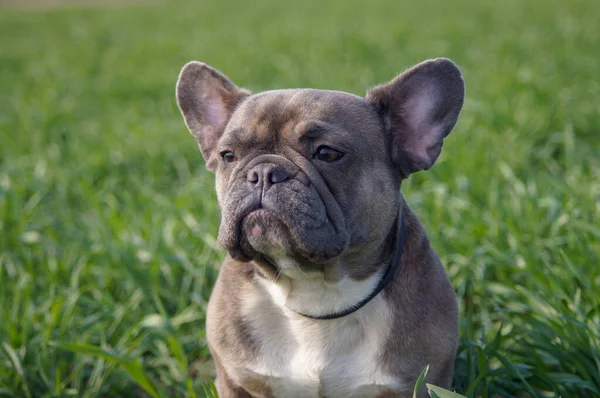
[{"x1": 239, "y1": 294, "x2": 403, "y2": 398}]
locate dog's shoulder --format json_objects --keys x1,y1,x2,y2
[
  {"x1": 206, "y1": 258, "x2": 260, "y2": 362},
  {"x1": 379, "y1": 204, "x2": 459, "y2": 386}
]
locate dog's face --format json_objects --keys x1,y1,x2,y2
[
  {"x1": 176, "y1": 59, "x2": 464, "y2": 280},
  {"x1": 211, "y1": 89, "x2": 397, "y2": 273}
]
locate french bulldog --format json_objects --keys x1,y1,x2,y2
[{"x1": 176, "y1": 57, "x2": 465, "y2": 398}]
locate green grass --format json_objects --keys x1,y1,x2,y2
[{"x1": 1, "y1": 0, "x2": 599, "y2": 396}]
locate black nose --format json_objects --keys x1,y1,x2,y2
[{"x1": 247, "y1": 164, "x2": 290, "y2": 186}]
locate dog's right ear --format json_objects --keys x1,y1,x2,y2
[{"x1": 176, "y1": 62, "x2": 250, "y2": 171}]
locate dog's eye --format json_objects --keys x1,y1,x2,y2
[
  {"x1": 314, "y1": 146, "x2": 344, "y2": 162},
  {"x1": 221, "y1": 151, "x2": 237, "y2": 163}
]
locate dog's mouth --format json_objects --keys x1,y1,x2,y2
[
  {"x1": 220, "y1": 207, "x2": 342, "y2": 267},
  {"x1": 242, "y1": 209, "x2": 291, "y2": 251},
  {"x1": 218, "y1": 207, "x2": 287, "y2": 262}
]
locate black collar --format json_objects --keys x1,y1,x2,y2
[{"x1": 292, "y1": 212, "x2": 407, "y2": 320}]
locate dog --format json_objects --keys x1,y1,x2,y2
[{"x1": 176, "y1": 57, "x2": 464, "y2": 398}]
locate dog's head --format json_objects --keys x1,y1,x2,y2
[{"x1": 176, "y1": 59, "x2": 464, "y2": 279}]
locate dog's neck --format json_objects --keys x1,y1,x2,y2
[{"x1": 254, "y1": 210, "x2": 406, "y2": 319}]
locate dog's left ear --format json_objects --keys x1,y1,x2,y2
[{"x1": 366, "y1": 58, "x2": 465, "y2": 177}]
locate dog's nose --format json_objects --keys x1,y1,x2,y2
[{"x1": 247, "y1": 164, "x2": 290, "y2": 186}]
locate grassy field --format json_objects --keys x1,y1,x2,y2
[{"x1": 1, "y1": 0, "x2": 599, "y2": 396}]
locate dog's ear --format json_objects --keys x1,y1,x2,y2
[
  {"x1": 366, "y1": 58, "x2": 465, "y2": 177},
  {"x1": 176, "y1": 62, "x2": 250, "y2": 171}
]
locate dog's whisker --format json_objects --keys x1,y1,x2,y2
[{"x1": 274, "y1": 267, "x2": 284, "y2": 283}]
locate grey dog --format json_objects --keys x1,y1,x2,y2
[{"x1": 176, "y1": 57, "x2": 465, "y2": 398}]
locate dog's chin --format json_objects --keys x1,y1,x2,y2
[
  {"x1": 220, "y1": 209, "x2": 290, "y2": 263},
  {"x1": 242, "y1": 209, "x2": 294, "y2": 257},
  {"x1": 224, "y1": 209, "x2": 340, "y2": 267}
]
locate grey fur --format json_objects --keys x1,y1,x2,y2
[{"x1": 175, "y1": 58, "x2": 465, "y2": 398}]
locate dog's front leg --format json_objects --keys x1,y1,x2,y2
[
  {"x1": 213, "y1": 356, "x2": 253, "y2": 398},
  {"x1": 214, "y1": 377, "x2": 253, "y2": 398}
]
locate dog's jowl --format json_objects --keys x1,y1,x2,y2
[{"x1": 176, "y1": 58, "x2": 465, "y2": 398}]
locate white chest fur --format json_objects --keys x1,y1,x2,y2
[{"x1": 237, "y1": 267, "x2": 404, "y2": 398}]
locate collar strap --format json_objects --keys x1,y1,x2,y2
[{"x1": 293, "y1": 212, "x2": 406, "y2": 320}]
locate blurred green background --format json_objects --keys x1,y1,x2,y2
[{"x1": 0, "y1": 0, "x2": 599, "y2": 396}]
